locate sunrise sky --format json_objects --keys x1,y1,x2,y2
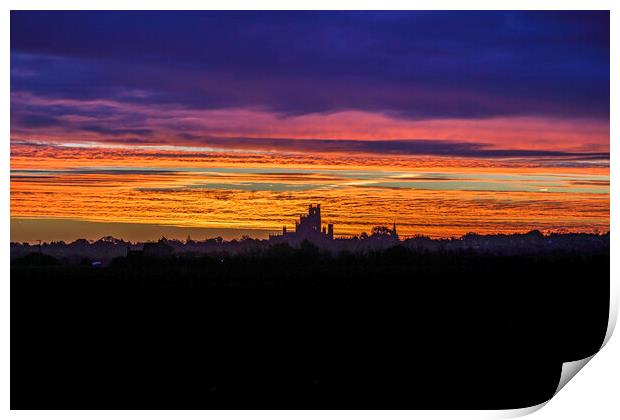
[{"x1": 10, "y1": 11, "x2": 610, "y2": 242}]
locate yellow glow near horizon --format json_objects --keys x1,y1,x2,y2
[{"x1": 10, "y1": 143, "x2": 609, "y2": 241}]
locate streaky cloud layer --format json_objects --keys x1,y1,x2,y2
[
  {"x1": 10, "y1": 144, "x2": 609, "y2": 240},
  {"x1": 10, "y1": 92, "x2": 609, "y2": 154}
]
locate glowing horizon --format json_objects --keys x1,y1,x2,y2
[{"x1": 10, "y1": 143, "x2": 609, "y2": 242}]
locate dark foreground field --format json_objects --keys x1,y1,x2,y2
[{"x1": 11, "y1": 247, "x2": 609, "y2": 409}]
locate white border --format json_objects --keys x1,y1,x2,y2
[{"x1": 3, "y1": 2, "x2": 618, "y2": 419}]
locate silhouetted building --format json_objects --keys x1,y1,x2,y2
[{"x1": 271, "y1": 204, "x2": 334, "y2": 243}]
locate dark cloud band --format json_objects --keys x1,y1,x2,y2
[{"x1": 11, "y1": 11, "x2": 610, "y2": 121}]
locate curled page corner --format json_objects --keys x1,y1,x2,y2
[
  {"x1": 495, "y1": 301, "x2": 616, "y2": 418},
  {"x1": 491, "y1": 356, "x2": 596, "y2": 419},
  {"x1": 554, "y1": 355, "x2": 596, "y2": 396},
  {"x1": 548, "y1": 301, "x2": 618, "y2": 399},
  {"x1": 552, "y1": 290, "x2": 620, "y2": 396}
]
